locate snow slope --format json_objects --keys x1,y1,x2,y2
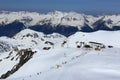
[
  {"x1": 0, "y1": 29, "x2": 120, "y2": 80},
  {"x1": 7, "y1": 48, "x2": 120, "y2": 80},
  {"x1": 68, "y1": 30, "x2": 120, "y2": 48}
]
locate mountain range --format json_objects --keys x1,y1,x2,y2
[{"x1": 0, "y1": 11, "x2": 120, "y2": 37}]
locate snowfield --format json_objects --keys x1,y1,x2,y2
[
  {"x1": 0, "y1": 29, "x2": 120, "y2": 80},
  {"x1": 68, "y1": 30, "x2": 120, "y2": 48},
  {"x1": 7, "y1": 48, "x2": 120, "y2": 80}
]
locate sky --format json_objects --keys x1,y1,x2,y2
[{"x1": 0, "y1": 0, "x2": 120, "y2": 15}]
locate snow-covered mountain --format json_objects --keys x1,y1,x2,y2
[
  {"x1": 0, "y1": 11, "x2": 85, "y2": 27},
  {"x1": 0, "y1": 10, "x2": 120, "y2": 80},
  {"x1": 0, "y1": 11, "x2": 120, "y2": 37},
  {"x1": 0, "y1": 29, "x2": 120, "y2": 80}
]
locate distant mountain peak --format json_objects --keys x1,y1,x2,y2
[{"x1": 0, "y1": 11, "x2": 120, "y2": 37}]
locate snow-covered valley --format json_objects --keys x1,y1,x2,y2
[{"x1": 0, "y1": 29, "x2": 120, "y2": 80}]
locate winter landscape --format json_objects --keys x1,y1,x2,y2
[{"x1": 0, "y1": 0, "x2": 120, "y2": 80}]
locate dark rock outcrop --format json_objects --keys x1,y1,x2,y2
[{"x1": 0, "y1": 48, "x2": 36, "y2": 79}]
